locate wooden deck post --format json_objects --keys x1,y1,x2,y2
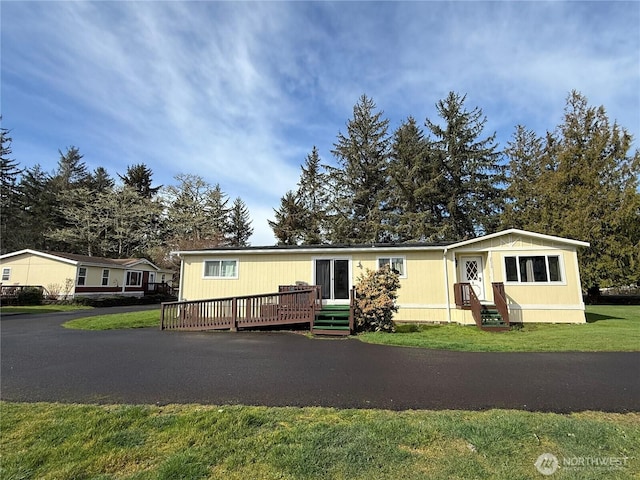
[{"x1": 231, "y1": 297, "x2": 238, "y2": 331}]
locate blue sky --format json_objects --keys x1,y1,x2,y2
[{"x1": 2, "y1": 1, "x2": 639, "y2": 245}]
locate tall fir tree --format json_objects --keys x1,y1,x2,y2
[
  {"x1": 0, "y1": 122, "x2": 23, "y2": 253},
  {"x1": 118, "y1": 163, "x2": 161, "y2": 198},
  {"x1": 329, "y1": 94, "x2": 391, "y2": 243},
  {"x1": 18, "y1": 165, "x2": 57, "y2": 251},
  {"x1": 504, "y1": 91, "x2": 640, "y2": 288},
  {"x1": 424, "y1": 92, "x2": 505, "y2": 240},
  {"x1": 228, "y1": 197, "x2": 253, "y2": 247},
  {"x1": 387, "y1": 116, "x2": 444, "y2": 242},
  {"x1": 296, "y1": 146, "x2": 328, "y2": 244},
  {"x1": 268, "y1": 190, "x2": 306, "y2": 245}
]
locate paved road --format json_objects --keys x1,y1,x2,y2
[{"x1": 1, "y1": 307, "x2": 638, "y2": 412}]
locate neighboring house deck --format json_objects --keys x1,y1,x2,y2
[{"x1": 0, "y1": 250, "x2": 174, "y2": 300}]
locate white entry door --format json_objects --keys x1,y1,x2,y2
[{"x1": 460, "y1": 256, "x2": 485, "y2": 300}]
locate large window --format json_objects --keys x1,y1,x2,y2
[
  {"x1": 1, "y1": 268, "x2": 10, "y2": 281},
  {"x1": 377, "y1": 257, "x2": 406, "y2": 277},
  {"x1": 77, "y1": 267, "x2": 87, "y2": 286},
  {"x1": 504, "y1": 255, "x2": 562, "y2": 283},
  {"x1": 126, "y1": 271, "x2": 142, "y2": 286},
  {"x1": 204, "y1": 260, "x2": 238, "y2": 279},
  {"x1": 101, "y1": 269, "x2": 110, "y2": 286}
]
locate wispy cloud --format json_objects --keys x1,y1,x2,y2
[{"x1": 2, "y1": 1, "x2": 638, "y2": 245}]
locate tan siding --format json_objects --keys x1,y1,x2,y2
[{"x1": 0, "y1": 254, "x2": 76, "y2": 289}]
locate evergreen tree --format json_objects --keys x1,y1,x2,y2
[
  {"x1": 296, "y1": 146, "x2": 328, "y2": 244},
  {"x1": 268, "y1": 191, "x2": 306, "y2": 245},
  {"x1": 0, "y1": 123, "x2": 23, "y2": 253},
  {"x1": 329, "y1": 94, "x2": 391, "y2": 244},
  {"x1": 88, "y1": 167, "x2": 115, "y2": 194},
  {"x1": 387, "y1": 116, "x2": 444, "y2": 242},
  {"x1": 228, "y1": 197, "x2": 253, "y2": 247},
  {"x1": 50, "y1": 146, "x2": 91, "y2": 190},
  {"x1": 505, "y1": 91, "x2": 640, "y2": 288},
  {"x1": 207, "y1": 184, "x2": 231, "y2": 245},
  {"x1": 424, "y1": 92, "x2": 505, "y2": 240},
  {"x1": 18, "y1": 165, "x2": 57, "y2": 251},
  {"x1": 118, "y1": 163, "x2": 161, "y2": 198},
  {"x1": 502, "y1": 126, "x2": 545, "y2": 229}
]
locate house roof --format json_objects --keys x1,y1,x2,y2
[
  {"x1": 0, "y1": 249, "x2": 163, "y2": 271},
  {"x1": 174, "y1": 229, "x2": 590, "y2": 256}
]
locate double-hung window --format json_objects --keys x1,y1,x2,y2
[
  {"x1": 126, "y1": 271, "x2": 142, "y2": 287},
  {"x1": 101, "y1": 269, "x2": 110, "y2": 286},
  {"x1": 377, "y1": 256, "x2": 406, "y2": 278},
  {"x1": 1, "y1": 267, "x2": 10, "y2": 281},
  {"x1": 504, "y1": 255, "x2": 562, "y2": 283},
  {"x1": 204, "y1": 260, "x2": 238, "y2": 279},
  {"x1": 77, "y1": 267, "x2": 87, "y2": 286}
]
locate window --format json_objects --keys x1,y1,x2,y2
[
  {"x1": 77, "y1": 267, "x2": 87, "y2": 286},
  {"x1": 504, "y1": 255, "x2": 562, "y2": 283},
  {"x1": 126, "y1": 271, "x2": 142, "y2": 286},
  {"x1": 377, "y1": 257, "x2": 406, "y2": 277},
  {"x1": 101, "y1": 269, "x2": 110, "y2": 286},
  {"x1": 204, "y1": 260, "x2": 238, "y2": 278},
  {"x1": 1, "y1": 268, "x2": 10, "y2": 281}
]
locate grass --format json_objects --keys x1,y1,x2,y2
[
  {"x1": 62, "y1": 309, "x2": 160, "y2": 330},
  {"x1": 0, "y1": 304, "x2": 93, "y2": 314},
  {"x1": 359, "y1": 305, "x2": 640, "y2": 352},
  {"x1": 1, "y1": 401, "x2": 638, "y2": 480}
]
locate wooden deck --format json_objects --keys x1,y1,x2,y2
[{"x1": 161, "y1": 286, "x2": 323, "y2": 332}]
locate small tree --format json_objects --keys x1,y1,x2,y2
[{"x1": 354, "y1": 266, "x2": 400, "y2": 332}]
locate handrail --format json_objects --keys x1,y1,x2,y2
[
  {"x1": 466, "y1": 285, "x2": 483, "y2": 328},
  {"x1": 491, "y1": 282, "x2": 510, "y2": 325},
  {"x1": 161, "y1": 286, "x2": 321, "y2": 331},
  {"x1": 453, "y1": 283, "x2": 482, "y2": 327}
]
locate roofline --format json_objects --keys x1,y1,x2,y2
[
  {"x1": 447, "y1": 228, "x2": 590, "y2": 249},
  {"x1": 174, "y1": 229, "x2": 590, "y2": 256},
  {"x1": 174, "y1": 243, "x2": 447, "y2": 256},
  {"x1": 0, "y1": 249, "x2": 78, "y2": 265},
  {"x1": 0, "y1": 249, "x2": 164, "y2": 271}
]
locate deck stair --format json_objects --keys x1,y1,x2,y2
[
  {"x1": 312, "y1": 305, "x2": 352, "y2": 336},
  {"x1": 479, "y1": 303, "x2": 510, "y2": 331}
]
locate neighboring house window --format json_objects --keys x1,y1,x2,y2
[
  {"x1": 2, "y1": 267, "x2": 11, "y2": 281},
  {"x1": 504, "y1": 255, "x2": 562, "y2": 283},
  {"x1": 378, "y1": 257, "x2": 406, "y2": 277},
  {"x1": 101, "y1": 269, "x2": 110, "y2": 286},
  {"x1": 126, "y1": 271, "x2": 143, "y2": 286},
  {"x1": 204, "y1": 260, "x2": 238, "y2": 278},
  {"x1": 77, "y1": 267, "x2": 87, "y2": 286}
]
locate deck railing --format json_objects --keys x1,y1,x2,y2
[
  {"x1": 491, "y1": 282, "x2": 510, "y2": 325},
  {"x1": 160, "y1": 286, "x2": 321, "y2": 331}
]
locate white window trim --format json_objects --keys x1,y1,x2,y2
[
  {"x1": 77, "y1": 267, "x2": 87, "y2": 286},
  {"x1": 203, "y1": 259, "x2": 239, "y2": 279},
  {"x1": 126, "y1": 270, "x2": 143, "y2": 287},
  {"x1": 101, "y1": 269, "x2": 110, "y2": 286},
  {"x1": 502, "y1": 254, "x2": 567, "y2": 286},
  {"x1": 376, "y1": 256, "x2": 407, "y2": 279},
  {"x1": 1, "y1": 267, "x2": 11, "y2": 281}
]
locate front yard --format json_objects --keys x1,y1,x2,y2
[
  {"x1": 1, "y1": 402, "x2": 638, "y2": 480},
  {"x1": 359, "y1": 305, "x2": 640, "y2": 352}
]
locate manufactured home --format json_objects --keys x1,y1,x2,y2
[
  {"x1": 171, "y1": 229, "x2": 589, "y2": 330},
  {"x1": 0, "y1": 249, "x2": 173, "y2": 299}
]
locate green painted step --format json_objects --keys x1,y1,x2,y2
[{"x1": 312, "y1": 325, "x2": 350, "y2": 330}]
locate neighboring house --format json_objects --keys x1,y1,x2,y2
[
  {"x1": 0, "y1": 249, "x2": 173, "y2": 298},
  {"x1": 174, "y1": 229, "x2": 590, "y2": 324}
]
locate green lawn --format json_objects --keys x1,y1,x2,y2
[
  {"x1": 0, "y1": 304, "x2": 93, "y2": 314},
  {"x1": 1, "y1": 401, "x2": 637, "y2": 480},
  {"x1": 62, "y1": 309, "x2": 160, "y2": 330},
  {"x1": 359, "y1": 305, "x2": 640, "y2": 352}
]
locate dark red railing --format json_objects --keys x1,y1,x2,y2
[{"x1": 160, "y1": 286, "x2": 321, "y2": 331}]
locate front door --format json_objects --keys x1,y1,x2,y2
[
  {"x1": 315, "y1": 259, "x2": 350, "y2": 303},
  {"x1": 460, "y1": 256, "x2": 485, "y2": 300}
]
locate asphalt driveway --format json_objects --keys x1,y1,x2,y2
[{"x1": 1, "y1": 307, "x2": 638, "y2": 412}]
